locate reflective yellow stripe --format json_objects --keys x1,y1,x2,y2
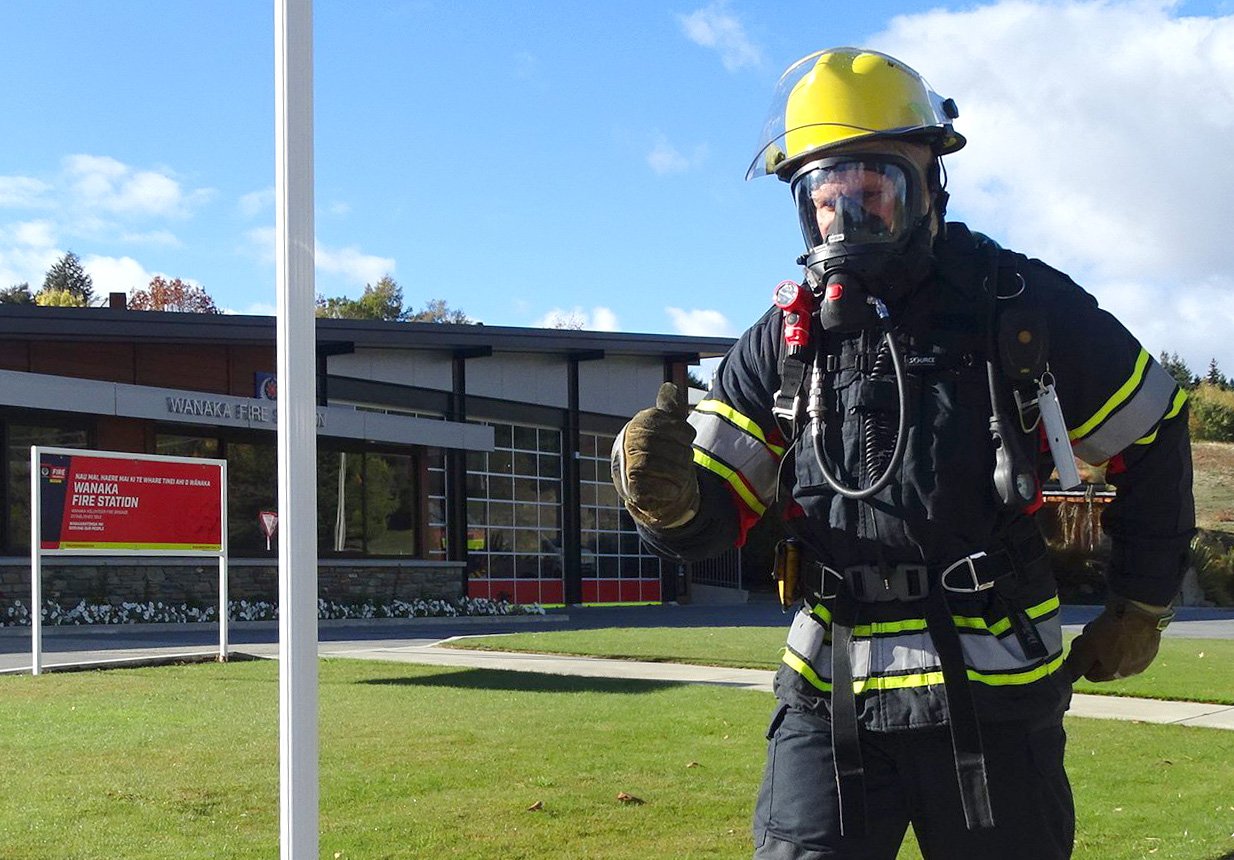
[
  {"x1": 695, "y1": 400, "x2": 786, "y2": 457},
  {"x1": 692, "y1": 449, "x2": 767, "y2": 516},
  {"x1": 1070, "y1": 348, "x2": 1150, "y2": 441},
  {"x1": 854, "y1": 670, "x2": 945, "y2": 693},
  {"x1": 1134, "y1": 387, "x2": 1188, "y2": 445},
  {"x1": 783, "y1": 648, "x2": 832, "y2": 692},
  {"x1": 806, "y1": 595, "x2": 1059, "y2": 639},
  {"x1": 967, "y1": 651, "x2": 1066, "y2": 686},
  {"x1": 856, "y1": 618, "x2": 928, "y2": 636},
  {"x1": 785, "y1": 650, "x2": 1067, "y2": 694},
  {"x1": 808, "y1": 601, "x2": 832, "y2": 625}
]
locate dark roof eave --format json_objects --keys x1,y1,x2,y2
[{"x1": 0, "y1": 306, "x2": 736, "y2": 358}]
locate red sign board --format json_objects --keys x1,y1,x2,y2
[{"x1": 38, "y1": 452, "x2": 224, "y2": 552}]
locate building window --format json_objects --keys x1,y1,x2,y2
[
  {"x1": 425, "y1": 447, "x2": 446, "y2": 560},
  {"x1": 222, "y1": 440, "x2": 278, "y2": 554},
  {"x1": 317, "y1": 448, "x2": 418, "y2": 556},
  {"x1": 6, "y1": 424, "x2": 90, "y2": 553},
  {"x1": 465, "y1": 422, "x2": 563, "y2": 604},
  {"x1": 156, "y1": 434, "x2": 220, "y2": 459},
  {"x1": 579, "y1": 431, "x2": 664, "y2": 603},
  {"x1": 156, "y1": 433, "x2": 420, "y2": 557}
]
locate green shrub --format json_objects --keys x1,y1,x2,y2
[
  {"x1": 1191, "y1": 531, "x2": 1234, "y2": 606},
  {"x1": 1189, "y1": 384, "x2": 1234, "y2": 442}
]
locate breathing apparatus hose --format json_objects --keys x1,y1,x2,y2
[{"x1": 811, "y1": 329, "x2": 910, "y2": 500}]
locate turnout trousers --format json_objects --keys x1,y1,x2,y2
[{"x1": 752, "y1": 705, "x2": 1075, "y2": 860}]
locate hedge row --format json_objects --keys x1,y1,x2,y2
[{"x1": 1189, "y1": 383, "x2": 1234, "y2": 442}]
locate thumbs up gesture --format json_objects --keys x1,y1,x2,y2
[{"x1": 611, "y1": 382, "x2": 699, "y2": 529}]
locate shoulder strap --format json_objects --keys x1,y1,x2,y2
[{"x1": 989, "y1": 248, "x2": 1049, "y2": 383}]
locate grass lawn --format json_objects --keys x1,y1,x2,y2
[
  {"x1": 449, "y1": 627, "x2": 1234, "y2": 706},
  {"x1": 2, "y1": 659, "x2": 1234, "y2": 859}
]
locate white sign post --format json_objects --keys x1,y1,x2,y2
[
  {"x1": 275, "y1": 0, "x2": 319, "y2": 857},
  {"x1": 28, "y1": 447, "x2": 228, "y2": 675}
]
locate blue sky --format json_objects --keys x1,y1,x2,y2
[{"x1": 2, "y1": 0, "x2": 1233, "y2": 374}]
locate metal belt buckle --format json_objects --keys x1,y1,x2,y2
[
  {"x1": 940, "y1": 552, "x2": 993, "y2": 593},
  {"x1": 819, "y1": 565, "x2": 842, "y2": 600},
  {"x1": 843, "y1": 564, "x2": 879, "y2": 601},
  {"x1": 897, "y1": 564, "x2": 928, "y2": 601}
]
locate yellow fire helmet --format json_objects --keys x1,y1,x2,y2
[{"x1": 747, "y1": 47, "x2": 966, "y2": 181}]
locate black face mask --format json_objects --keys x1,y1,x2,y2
[
  {"x1": 801, "y1": 216, "x2": 935, "y2": 302},
  {"x1": 791, "y1": 154, "x2": 937, "y2": 321}
]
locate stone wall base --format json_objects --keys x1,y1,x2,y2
[{"x1": 0, "y1": 560, "x2": 465, "y2": 609}]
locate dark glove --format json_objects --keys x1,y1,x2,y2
[
  {"x1": 1065, "y1": 596, "x2": 1174, "y2": 682},
  {"x1": 611, "y1": 382, "x2": 699, "y2": 529}
]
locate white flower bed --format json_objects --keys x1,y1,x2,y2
[{"x1": 0, "y1": 596, "x2": 545, "y2": 627}]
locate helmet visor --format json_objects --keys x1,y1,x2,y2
[
  {"x1": 746, "y1": 47, "x2": 964, "y2": 180},
  {"x1": 792, "y1": 160, "x2": 912, "y2": 250}
]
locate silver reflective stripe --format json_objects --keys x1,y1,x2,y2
[
  {"x1": 688, "y1": 410, "x2": 780, "y2": 507},
  {"x1": 784, "y1": 606, "x2": 1063, "y2": 685},
  {"x1": 786, "y1": 606, "x2": 829, "y2": 661},
  {"x1": 1073, "y1": 358, "x2": 1178, "y2": 464}
]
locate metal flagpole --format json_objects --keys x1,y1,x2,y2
[{"x1": 275, "y1": 0, "x2": 319, "y2": 857}]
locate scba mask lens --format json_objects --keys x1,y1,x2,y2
[{"x1": 792, "y1": 159, "x2": 912, "y2": 252}]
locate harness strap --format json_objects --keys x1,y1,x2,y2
[
  {"x1": 829, "y1": 588, "x2": 867, "y2": 837},
  {"x1": 923, "y1": 586, "x2": 996, "y2": 830},
  {"x1": 773, "y1": 349, "x2": 809, "y2": 428}
]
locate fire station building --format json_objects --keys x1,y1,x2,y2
[{"x1": 0, "y1": 304, "x2": 733, "y2": 610}]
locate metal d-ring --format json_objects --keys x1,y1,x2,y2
[{"x1": 982, "y1": 271, "x2": 1027, "y2": 300}]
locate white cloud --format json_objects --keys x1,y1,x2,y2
[
  {"x1": 328, "y1": 201, "x2": 351, "y2": 216},
  {"x1": 0, "y1": 176, "x2": 52, "y2": 208},
  {"x1": 222, "y1": 301, "x2": 277, "y2": 317},
  {"x1": 647, "y1": 135, "x2": 709, "y2": 175},
  {"x1": 0, "y1": 220, "x2": 60, "y2": 285},
  {"x1": 63, "y1": 154, "x2": 213, "y2": 218},
  {"x1": 871, "y1": 0, "x2": 1234, "y2": 369},
  {"x1": 666, "y1": 306, "x2": 735, "y2": 336},
  {"x1": 82, "y1": 254, "x2": 153, "y2": 296},
  {"x1": 239, "y1": 187, "x2": 275, "y2": 219},
  {"x1": 534, "y1": 306, "x2": 622, "y2": 331},
  {"x1": 13, "y1": 220, "x2": 56, "y2": 249},
  {"x1": 242, "y1": 230, "x2": 395, "y2": 287},
  {"x1": 678, "y1": 2, "x2": 762, "y2": 71},
  {"x1": 120, "y1": 229, "x2": 181, "y2": 247},
  {"x1": 315, "y1": 243, "x2": 396, "y2": 285}
]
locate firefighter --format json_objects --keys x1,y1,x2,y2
[{"x1": 612, "y1": 47, "x2": 1194, "y2": 859}]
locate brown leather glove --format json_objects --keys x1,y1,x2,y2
[
  {"x1": 1065, "y1": 596, "x2": 1174, "y2": 682},
  {"x1": 611, "y1": 382, "x2": 699, "y2": 529}
]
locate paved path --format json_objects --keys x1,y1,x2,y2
[{"x1": 3, "y1": 601, "x2": 1232, "y2": 728}]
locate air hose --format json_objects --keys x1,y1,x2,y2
[{"x1": 809, "y1": 328, "x2": 910, "y2": 500}]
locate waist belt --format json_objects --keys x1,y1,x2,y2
[
  {"x1": 819, "y1": 517, "x2": 1051, "y2": 838},
  {"x1": 814, "y1": 548, "x2": 1017, "y2": 603}
]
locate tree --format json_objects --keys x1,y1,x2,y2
[
  {"x1": 1159, "y1": 351, "x2": 1197, "y2": 390},
  {"x1": 1206, "y1": 357, "x2": 1228, "y2": 390},
  {"x1": 0, "y1": 283, "x2": 34, "y2": 304},
  {"x1": 316, "y1": 275, "x2": 405, "y2": 320},
  {"x1": 128, "y1": 276, "x2": 221, "y2": 313},
  {"x1": 40, "y1": 251, "x2": 94, "y2": 305},
  {"x1": 35, "y1": 288, "x2": 88, "y2": 307},
  {"x1": 408, "y1": 298, "x2": 473, "y2": 324},
  {"x1": 315, "y1": 275, "x2": 474, "y2": 324}
]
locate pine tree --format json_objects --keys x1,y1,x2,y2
[
  {"x1": 1206, "y1": 357, "x2": 1227, "y2": 390},
  {"x1": 1159, "y1": 352, "x2": 1197, "y2": 390},
  {"x1": 39, "y1": 252, "x2": 94, "y2": 305}
]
